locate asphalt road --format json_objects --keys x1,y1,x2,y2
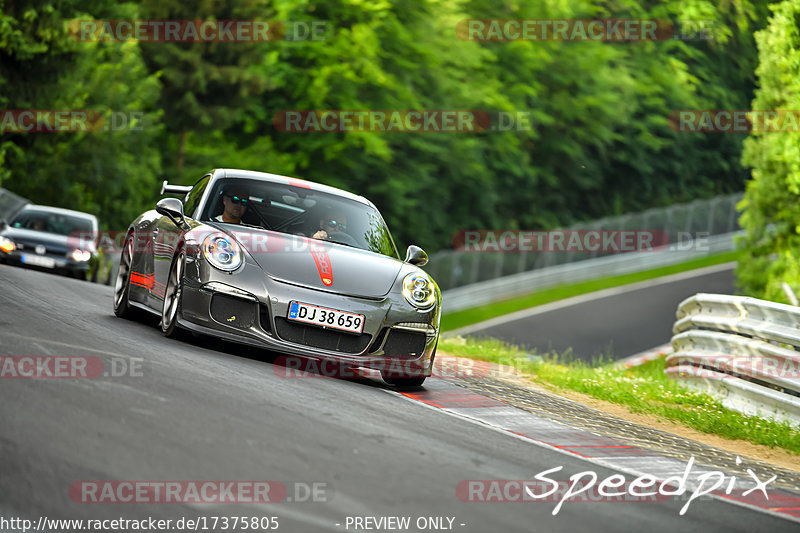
[
  {"x1": 456, "y1": 264, "x2": 736, "y2": 361},
  {"x1": 0, "y1": 264, "x2": 791, "y2": 532}
]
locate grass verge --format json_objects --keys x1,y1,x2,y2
[
  {"x1": 441, "y1": 250, "x2": 738, "y2": 331},
  {"x1": 439, "y1": 335, "x2": 800, "y2": 454}
]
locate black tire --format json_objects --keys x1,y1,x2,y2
[
  {"x1": 381, "y1": 339, "x2": 437, "y2": 388},
  {"x1": 382, "y1": 375, "x2": 427, "y2": 388},
  {"x1": 113, "y1": 236, "x2": 135, "y2": 318},
  {"x1": 161, "y1": 252, "x2": 185, "y2": 338}
]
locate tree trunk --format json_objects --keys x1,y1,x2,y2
[{"x1": 176, "y1": 128, "x2": 187, "y2": 177}]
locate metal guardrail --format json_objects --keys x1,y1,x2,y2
[
  {"x1": 442, "y1": 231, "x2": 740, "y2": 313},
  {"x1": 667, "y1": 293, "x2": 800, "y2": 425},
  {"x1": 427, "y1": 192, "x2": 743, "y2": 291}
]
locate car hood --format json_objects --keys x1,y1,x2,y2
[
  {"x1": 1, "y1": 227, "x2": 76, "y2": 254},
  {"x1": 215, "y1": 226, "x2": 403, "y2": 298}
]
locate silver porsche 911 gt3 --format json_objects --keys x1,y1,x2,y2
[{"x1": 113, "y1": 168, "x2": 440, "y2": 387}]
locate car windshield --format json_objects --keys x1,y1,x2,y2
[
  {"x1": 11, "y1": 209, "x2": 94, "y2": 236},
  {"x1": 200, "y1": 178, "x2": 400, "y2": 259}
]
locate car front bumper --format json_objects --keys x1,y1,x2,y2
[
  {"x1": 176, "y1": 255, "x2": 439, "y2": 376},
  {"x1": 0, "y1": 250, "x2": 91, "y2": 277}
]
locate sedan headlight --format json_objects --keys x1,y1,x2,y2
[
  {"x1": 70, "y1": 249, "x2": 91, "y2": 262},
  {"x1": 402, "y1": 272, "x2": 436, "y2": 310},
  {"x1": 0, "y1": 236, "x2": 15, "y2": 253},
  {"x1": 202, "y1": 233, "x2": 242, "y2": 271}
]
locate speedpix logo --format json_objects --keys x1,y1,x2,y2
[{"x1": 457, "y1": 457, "x2": 775, "y2": 516}]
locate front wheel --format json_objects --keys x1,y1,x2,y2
[
  {"x1": 161, "y1": 252, "x2": 185, "y2": 338},
  {"x1": 382, "y1": 374, "x2": 427, "y2": 388},
  {"x1": 113, "y1": 236, "x2": 135, "y2": 318},
  {"x1": 382, "y1": 340, "x2": 437, "y2": 388}
]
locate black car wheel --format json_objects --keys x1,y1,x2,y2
[
  {"x1": 382, "y1": 375, "x2": 426, "y2": 388},
  {"x1": 161, "y1": 252, "x2": 185, "y2": 337},
  {"x1": 381, "y1": 340, "x2": 436, "y2": 388},
  {"x1": 113, "y1": 236, "x2": 135, "y2": 318}
]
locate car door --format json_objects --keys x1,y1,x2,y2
[{"x1": 150, "y1": 174, "x2": 210, "y2": 309}]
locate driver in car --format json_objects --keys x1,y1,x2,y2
[
  {"x1": 313, "y1": 211, "x2": 348, "y2": 241},
  {"x1": 215, "y1": 185, "x2": 249, "y2": 224}
]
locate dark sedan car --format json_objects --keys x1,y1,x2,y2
[
  {"x1": 113, "y1": 168, "x2": 440, "y2": 386},
  {"x1": 0, "y1": 205, "x2": 98, "y2": 280}
]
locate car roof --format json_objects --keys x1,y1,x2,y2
[
  {"x1": 20, "y1": 204, "x2": 98, "y2": 221},
  {"x1": 215, "y1": 169, "x2": 374, "y2": 208}
]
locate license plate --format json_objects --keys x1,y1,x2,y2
[
  {"x1": 287, "y1": 301, "x2": 365, "y2": 334},
  {"x1": 21, "y1": 254, "x2": 55, "y2": 268}
]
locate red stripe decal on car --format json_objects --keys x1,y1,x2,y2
[
  {"x1": 288, "y1": 178, "x2": 311, "y2": 189},
  {"x1": 309, "y1": 245, "x2": 334, "y2": 287},
  {"x1": 130, "y1": 271, "x2": 166, "y2": 298},
  {"x1": 130, "y1": 271, "x2": 154, "y2": 289}
]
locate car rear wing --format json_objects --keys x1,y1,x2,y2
[{"x1": 160, "y1": 180, "x2": 193, "y2": 195}]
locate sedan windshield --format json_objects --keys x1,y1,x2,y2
[
  {"x1": 200, "y1": 178, "x2": 400, "y2": 259},
  {"x1": 11, "y1": 209, "x2": 95, "y2": 236}
]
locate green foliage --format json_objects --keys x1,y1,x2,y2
[
  {"x1": 738, "y1": 0, "x2": 800, "y2": 301},
  {"x1": 137, "y1": 0, "x2": 275, "y2": 174},
  {"x1": 0, "y1": 0, "x2": 775, "y2": 252},
  {"x1": 0, "y1": 0, "x2": 163, "y2": 230}
]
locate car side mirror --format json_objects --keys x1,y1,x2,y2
[
  {"x1": 156, "y1": 198, "x2": 188, "y2": 230},
  {"x1": 404, "y1": 245, "x2": 428, "y2": 266}
]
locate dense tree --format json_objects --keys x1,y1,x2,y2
[
  {"x1": 0, "y1": 0, "x2": 163, "y2": 230},
  {"x1": 0, "y1": 0, "x2": 777, "y2": 254},
  {"x1": 137, "y1": 0, "x2": 275, "y2": 176},
  {"x1": 737, "y1": 0, "x2": 800, "y2": 301}
]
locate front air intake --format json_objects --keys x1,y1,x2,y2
[{"x1": 210, "y1": 293, "x2": 257, "y2": 330}]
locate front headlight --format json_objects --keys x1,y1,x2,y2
[
  {"x1": 202, "y1": 233, "x2": 242, "y2": 271},
  {"x1": 0, "y1": 236, "x2": 15, "y2": 253},
  {"x1": 402, "y1": 272, "x2": 437, "y2": 310},
  {"x1": 70, "y1": 249, "x2": 91, "y2": 262}
]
